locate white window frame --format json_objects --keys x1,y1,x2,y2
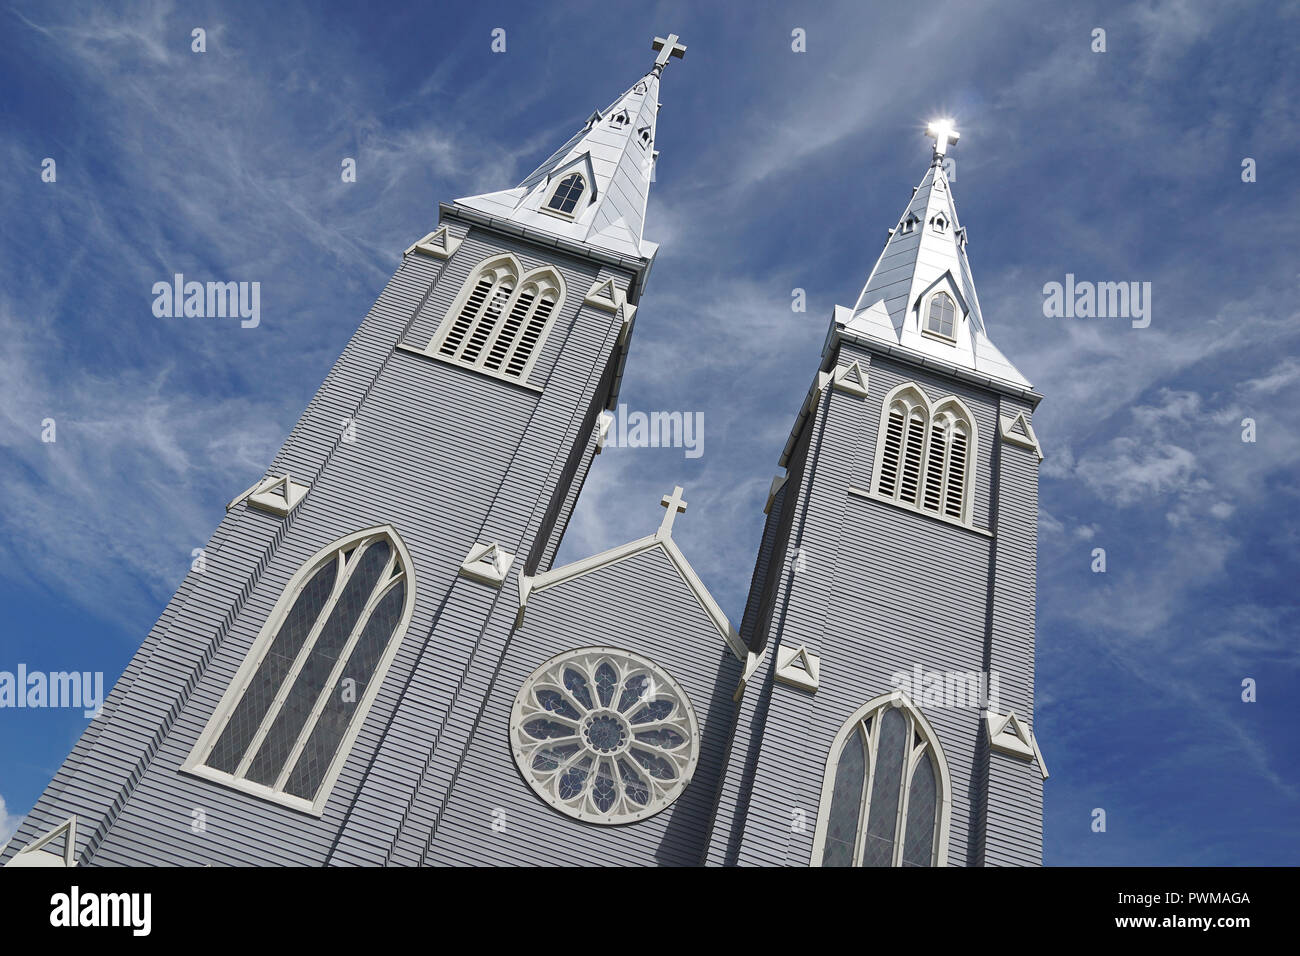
[
  {"x1": 541, "y1": 171, "x2": 588, "y2": 220},
  {"x1": 861, "y1": 381, "x2": 979, "y2": 530},
  {"x1": 411, "y1": 252, "x2": 566, "y2": 388},
  {"x1": 181, "y1": 525, "x2": 417, "y2": 816},
  {"x1": 810, "y1": 690, "x2": 952, "y2": 867},
  {"x1": 922, "y1": 290, "x2": 958, "y2": 343}
]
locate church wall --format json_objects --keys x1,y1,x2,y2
[
  {"x1": 724, "y1": 338, "x2": 1041, "y2": 866},
  {"x1": 420, "y1": 546, "x2": 743, "y2": 866},
  {"x1": 8, "y1": 218, "x2": 641, "y2": 866}
]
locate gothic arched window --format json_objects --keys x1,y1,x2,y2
[
  {"x1": 429, "y1": 255, "x2": 566, "y2": 384},
  {"x1": 925, "y1": 291, "x2": 956, "y2": 339},
  {"x1": 545, "y1": 172, "x2": 586, "y2": 216},
  {"x1": 814, "y1": 694, "x2": 951, "y2": 867},
  {"x1": 874, "y1": 383, "x2": 976, "y2": 526},
  {"x1": 183, "y1": 526, "x2": 416, "y2": 814}
]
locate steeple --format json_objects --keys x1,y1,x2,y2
[
  {"x1": 837, "y1": 121, "x2": 1031, "y2": 391},
  {"x1": 454, "y1": 35, "x2": 686, "y2": 263}
]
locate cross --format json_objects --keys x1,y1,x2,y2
[
  {"x1": 658, "y1": 485, "x2": 688, "y2": 537},
  {"x1": 652, "y1": 33, "x2": 687, "y2": 72},
  {"x1": 926, "y1": 119, "x2": 960, "y2": 158}
]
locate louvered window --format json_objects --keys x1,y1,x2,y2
[
  {"x1": 923, "y1": 421, "x2": 947, "y2": 513},
  {"x1": 428, "y1": 257, "x2": 565, "y2": 385},
  {"x1": 184, "y1": 528, "x2": 415, "y2": 814},
  {"x1": 875, "y1": 386, "x2": 974, "y2": 525},
  {"x1": 898, "y1": 412, "x2": 925, "y2": 506},
  {"x1": 944, "y1": 426, "x2": 969, "y2": 519}
]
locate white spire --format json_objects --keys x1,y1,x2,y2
[
  {"x1": 840, "y1": 125, "x2": 1032, "y2": 391},
  {"x1": 453, "y1": 36, "x2": 686, "y2": 262}
]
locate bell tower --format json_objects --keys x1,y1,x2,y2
[
  {"x1": 708, "y1": 122, "x2": 1048, "y2": 867},
  {"x1": 3, "y1": 36, "x2": 688, "y2": 868}
]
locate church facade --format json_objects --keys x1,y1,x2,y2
[{"x1": 3, "y1": 36, "x2": 1046, "y2": 868}]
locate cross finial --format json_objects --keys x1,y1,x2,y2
[
  {"x1": 652, "y1": 33, "x2": 687, "y2": 73},
  {"x1": 658, "y1": 485, "x2": 688, "y2": 537},
  {"x1": 926, "y1": 118, "x2": 960, "y2": 161}
]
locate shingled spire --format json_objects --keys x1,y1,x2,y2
[
  {"x1": 454, "y1": 35, "x2": 686, "y2": 262},
  {"x1": 839, "y1": 121, "x2": 1031, "y2": 390}
]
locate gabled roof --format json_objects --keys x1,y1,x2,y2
[
  {"x1": 843, "y1": 155, "x2": 1033, "y2": 391},
  {"x1": 454, "y1": 68, "x2": 664, "y2": 262},
  {"x1": 518, "y1": 526, "x2": 745, "y2": 662}
]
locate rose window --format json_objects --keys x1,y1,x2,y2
[{"x1": 510, "y1": 647, "x2": 699, "y2": 824}]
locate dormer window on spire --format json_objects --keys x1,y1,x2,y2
[
  {"x1": 545, "y1": 172, "x2": 587, "y2": 218},
  {"x1": 924, "y1": 292, "x2": 957, "y2": 340}
]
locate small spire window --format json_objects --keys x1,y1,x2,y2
[
  {"x1": 546, "y1": 173, "x2": 586, "y2": 217},
  {"x1": 924, "y1": 292, "x2": 956, "y2": 340}
]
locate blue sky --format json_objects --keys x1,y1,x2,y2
[{"x1": 1, "y1": 0, "x2": 1297, "y2": 865}]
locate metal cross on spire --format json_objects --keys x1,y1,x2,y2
[
  {"x1": 926, "y1": 118, "x2": 960, "y2": 161},
  {"x1": 651, "y1": 33, "x2": 687, "y2": 74}
]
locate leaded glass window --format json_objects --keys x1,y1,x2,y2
[
  {"x1": 817, "y1": 697, "x2": 947, "y2": 867},
  {"x1": 511, "y1": 647, "x2": 699, "y2": 824},
  {"x1": 185, "y1": 527, "x2": 415, "y2": 814}
]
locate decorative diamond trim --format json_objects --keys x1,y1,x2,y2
[
  {"x1": 775, "y1": 643, "x2": 820, "y2": 692},
  {"x1": 459, "y1": 541, "x2": 514, "y2": 586}
]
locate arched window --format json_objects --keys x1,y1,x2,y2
[
  {"x1": 925, "y1": 291, "x2": 956, "y2": 339},
  {"x1": 183, "y1": 526, "x2": 416, "y2": 814},
  {"x1": 546, "y1": 172, "x2": 586, "y2": 216},
  {"x1": 874, "y1": 384, "x2": 976, "y2": 525},
  {"x1": 429, "y1": 255, "x2": 565, "y2": 384},
  {"x1": 814, "y1": 694, "x2": 950, "y2": 867}
]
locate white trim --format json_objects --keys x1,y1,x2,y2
[
  {"x1": 912, "y1": 271, "x2": 970, "y2": 346},
  {"x1": 227, "y1": 473, "x2": 310, "y2": 515},
  {"x1": 848, "y1": 486, "x2": 992, "y2": 537},
  {"x1": 987, "y1": 709, "x2": 1049, "y2": 778},
  {"x1": 868, "y1": 380, "x2": 981, "y2": 529},
  {"x1": 416, "y1": 252, "x2": 566, "y2": 388},
  {"x1": 528, "y1": 534, "x2": 747, "y2": 661},
  {"x1": 3, "y1": 816, "x2": 77, "y2": 867},
  {"x1": 395, "y1": 343, "x2": 545, "y2": 393},
  {"x1": 181, "y1": 525, "x2": 417, "y2": 817},
  {"x1": 763, "y1": 473, "x2": 788, "y2": 515},
  {"x1": 584, "y1": 277, "x2": 626, "y2": 313},
  {"x1": 617, "y1": 302, "x2": 637, "y2": 345},
  {"x1": 540, "y1": 169, "x2": 589, "y2": 221},
  {"x1": 733, "y1": 648, "x2": 765, "y2": 702},
  {"x1": 509, "y1": 645, "x2": 700, "y2": 825},
  {"x1": 999, "y1": 411, "x2": 1044, "y2": 459},
  {"x1": 810, "y1": 691, "x2": 952, "y2": 867},
  {"x1": 774, "y1": 643, "x2": 820, "y2": 692},
  {"x1": 404, "y1": 224, "x2": 462, "y2": 260},
  {"x1": 831, "y1": 360, "x2": 869, "y2": 397},
  {"x1": 459, "y1": 540, "x2": 515, "y2": 587}
]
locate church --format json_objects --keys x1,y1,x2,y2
[{"x1": 3, "y1": 34, "x2": 1046, "y2": 867}]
